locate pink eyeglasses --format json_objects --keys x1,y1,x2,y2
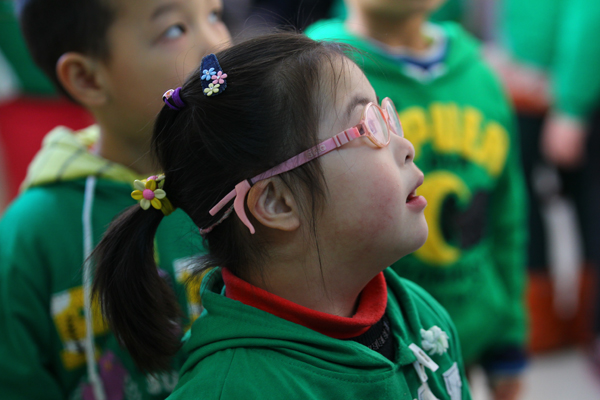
[{"x1": 206, "y1": 97, "x2": 404, "y2": 234}]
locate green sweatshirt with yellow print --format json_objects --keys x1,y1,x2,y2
[
  {"x1": 307, "y1": 20, "x2": 528, "y2": 369},
  {"x1": 0, "y1": 126, "x2": 205, "y2": 399}
]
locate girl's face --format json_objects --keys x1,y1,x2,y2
[{"x1": 314, "y1": 59, "x2": 428, "y2": 270}]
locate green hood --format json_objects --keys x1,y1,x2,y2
[
  {"x1": 180, "y1": 268, "x2": 417, "y2": 372},
  {"x1": 306, "y1": 19, "x2": 480, "y2": 84},
  {"x1": 21, "y1": 125, "x2": 142, "y2": 191}
]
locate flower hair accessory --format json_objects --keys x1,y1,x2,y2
[
  {"x1": 163, "y1": 87, "x2": 185, "y2": 111},
  {"x1": 201, "y1": 54, "x2": 227, "y2": 97},
  {"x1": 420, "y1": 326, "x2": 449, "y2": 356},
  {"x1": 131, "y1": 174, "x2": 175, "y2": 216}
]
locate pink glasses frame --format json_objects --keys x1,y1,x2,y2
[{"x1": 207, "y1": 97, "x2": 403, "y2": 234}]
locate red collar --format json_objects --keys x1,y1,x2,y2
[{"x1": 221, "y1": 268, "x2": 387, "y2": 339}]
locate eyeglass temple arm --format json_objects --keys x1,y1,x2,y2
[
  {"x1": 208, "y1": 127, "x2": 362, "y2": 230},
  {"x1": 251, "y1": 127, "x2": 363, "y2": 183}
]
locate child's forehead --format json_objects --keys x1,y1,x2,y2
[
  {"x1": 110, "y1": 0, "x2": 193, "y2": 22},
  {"x1": 317, "y1": 59, "x2": 378, "y2": 137},
  {"x1": 330, "y1": 59, "x2": 376, "y2": 103}
]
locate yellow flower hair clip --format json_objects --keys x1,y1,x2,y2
[{"x1": 131, "y1": 174, "x2": 174, "y2": 216}]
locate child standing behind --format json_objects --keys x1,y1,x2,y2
[
  {"x1": 93, "y1": 33, "x2": 472, "y2": 400},
  {"x1": 307, "y1": 1, "x2": 528, "y2": 399},
  {"x1": 0, "y1": 0, "x2": 230, "y2": 399}
]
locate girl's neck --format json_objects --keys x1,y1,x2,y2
[
  {"x1": 346, "y1": 10, "x2": 430, "y2": 51},
  {"x1": 223, "y1": 267, "x2": 387, "y2": 339},
  {"x1": 244, "y1": 243, "x2": 384, "y2": 318}
]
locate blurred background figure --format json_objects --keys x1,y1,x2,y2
[{"x1": 488, "y1": 0, "x2": 600, "y2": 365}]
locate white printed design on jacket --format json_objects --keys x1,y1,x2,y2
[{"x1": 443, "y1": 362, "x2": 462, "y2": 400}]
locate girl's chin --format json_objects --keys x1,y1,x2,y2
[{"x1": 408, "y1": 222, "x2": 429, "y2": 253}]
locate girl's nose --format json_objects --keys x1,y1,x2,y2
[{"x1": 393, "y1": 135, "x2": 415, "y2": 166}]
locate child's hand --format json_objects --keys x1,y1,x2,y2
[
  {"x1": 490, "y1": 375, "x2": 524, "y2": 400},
  {"x1": 542, "y1": 112, "x2": 587, "y2": 170}
]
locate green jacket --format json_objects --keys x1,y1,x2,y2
[
  {"x1": 171, "y1": 267, "x2": 471, "y2": 400},
  {"x1": 0, "y1": 126, "x2": 204, "y2": 399},
  {"x1": 501, "y1": 0, "x2": 600, "y2": 118},
  {"x1": 307, "y1": 20, "x2": 528, "y2": 366}
]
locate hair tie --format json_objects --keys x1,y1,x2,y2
[
  {"x1": 162, "y1": 87, "x2": 185, "y2": 110},
  {"x1": 201, "y1": 54, "x2": 228, "y2": 97},
  {"x1": 131, "y1": 174, "x2": 175, "y2": 216}
]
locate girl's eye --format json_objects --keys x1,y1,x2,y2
[
  {"x1": 163, "y1": 24, "x2": 185, "y2": 40},
  {"x1": 208, "y1": 10, "x2": 221, "y2": 24}
]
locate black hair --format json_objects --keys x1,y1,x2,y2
[
  {"x1": 16, "y1": 0, "x2": 115, "y2": 98},
  {"x1": 93, "y1": 32, "x2": 351, "y2": 372}
]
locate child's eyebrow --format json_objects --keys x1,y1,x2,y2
[
  {"x1": 345, "y1": 95, "x2": 372, "y2": 123},
  {"x1": 151, "y1": 2, "x2": 182, "y2": 21}
]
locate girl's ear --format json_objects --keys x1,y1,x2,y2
[
  {"x1": 56, "y1": 52, "x2": 108, "y2": 106},
  {"x1": 247, "y1": 178, "x2": 300, "y2": 232}
]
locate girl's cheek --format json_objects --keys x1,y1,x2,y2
[{"x1": 355, "y1": 169, "x2": 404, "y2": 232}]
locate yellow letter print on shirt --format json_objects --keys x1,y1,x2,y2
[
  {"x1": 400, "y1": 103, "x2": 510, "y2": 266},
  {"x1": 401, "y1": 104, "x2": 509, "y2": 177},
  {"x1": 51, "y1": 287, "x2": 108, "y2": 370},
  {"x1": 415, "y1": 171, "x2": 471, "y2": 265},
  {"x1": 174, "y1": 257, "x2": 215, "y2": 328}
]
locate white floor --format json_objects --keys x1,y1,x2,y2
[{"x1": 470, "y1": 348, "x2": 600, "y2": 400}]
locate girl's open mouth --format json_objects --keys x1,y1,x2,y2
[{"x1": 406, "y1": 189, "x2": 417, "y2": 203}]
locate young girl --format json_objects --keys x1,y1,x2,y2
[{"x1": 94, "y1": 33, "x2": 471, "y2": 400}]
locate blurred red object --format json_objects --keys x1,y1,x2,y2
[
  {"x1": 0, "y1": 97, "x2": 93, "y2": 203},
  {"x1": 527, "y1": 266, "x2": 596, "y2": 353}
]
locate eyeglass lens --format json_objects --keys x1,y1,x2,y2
[
  {"x1": 365, "y1": 106, "x2": 389, "y2": 145},
  {"x1": 384, "y1": 100, "x2": 404, "y2": 138}
]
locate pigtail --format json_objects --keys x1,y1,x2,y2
[{"x1": 92, "y1": 205, "x2": 182, "y2": 372}]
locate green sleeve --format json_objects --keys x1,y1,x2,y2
[
  {"x1": 500, "y1": 0, "x2": 560, "y2": 69},
  {"x1": 552, "y1": 0, "x2": 600, "y2": 118},
  {"x1": 489, "y1": 108, "x2": 528, "y2": 349},
  {"x1": 0, "y1": 204, "x2": 64, "y2": 399},
  {"x1": 501, "y1": 0, "x2": 600, "y2": 118}
]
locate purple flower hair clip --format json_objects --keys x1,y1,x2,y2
[
  {"x1": 201, "y1": 54, "x2": 227, "y2": 97},
  {"x1": 162, "y1": 87, "x2": 185, "y2": 111}
]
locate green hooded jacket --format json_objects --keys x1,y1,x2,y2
[
  {"x1": 306, "y1": 20, "x2": 528, "y2": 366},
  {"x1": 170, "y1": 267, "x2": 471, "y2": 400},
  {"x1": 0, "y1": 125, "x2": 204, "y2": 399}
]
